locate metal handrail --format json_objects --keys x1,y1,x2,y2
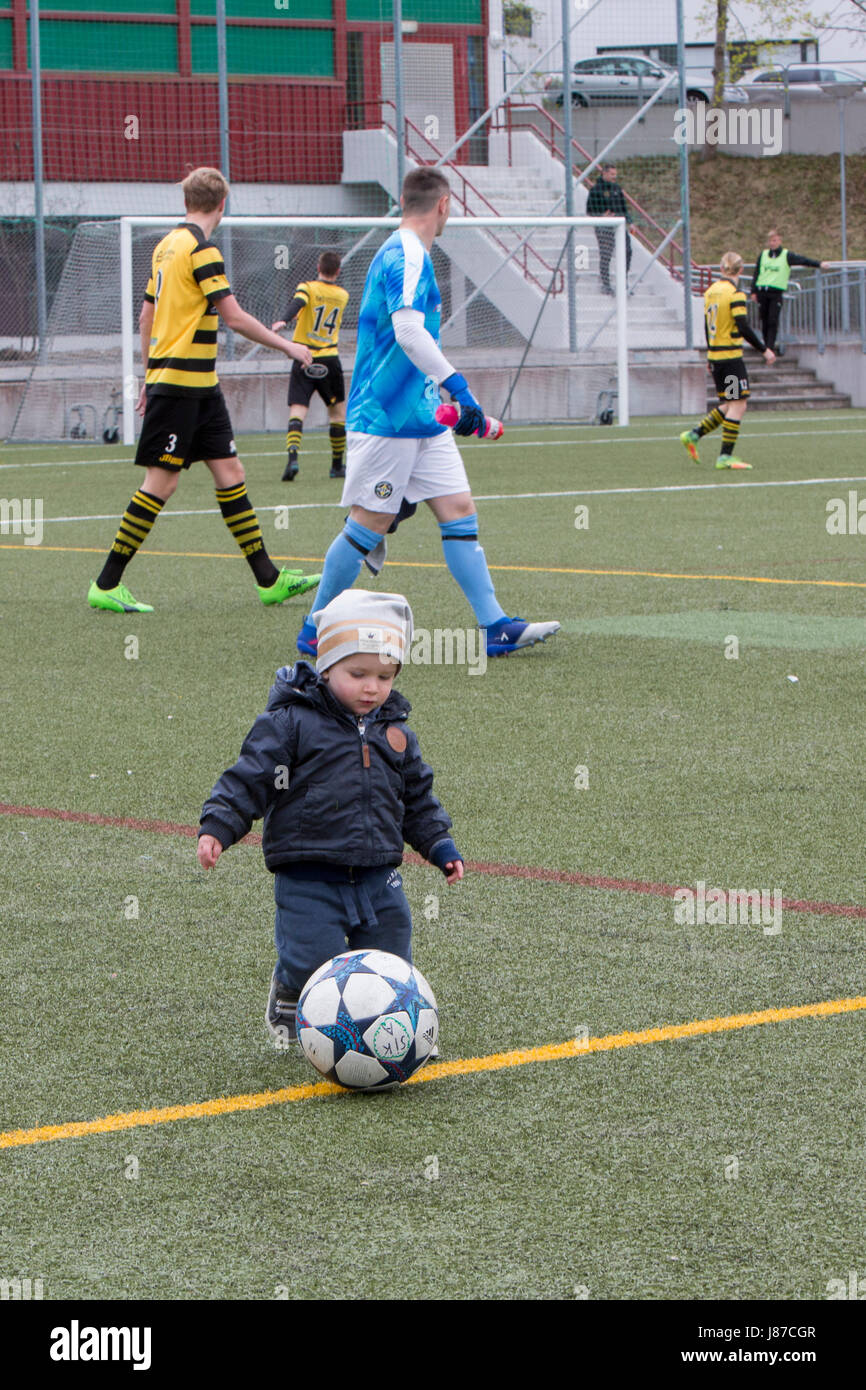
[
  {"x1": 730, "y1": 264, "x2": 866, "y2": 355},
  {"x1": 345, "y1": 99, "x2": 564, "y2": 296},
  {"x1": 493, "y1": 99, "x2": 711, "y2": 289}
]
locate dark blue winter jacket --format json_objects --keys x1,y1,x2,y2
[{"x1": 199, "y1": 662, "x2": 459, "y2": 874}]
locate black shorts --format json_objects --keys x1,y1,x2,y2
[
  {"x1": 134, "y1": 390, "x2": 236, "y2": 472},
  {"x1": 711, "y1": 358, "x2": 750, "y2": 402},
  {"x1": 288, "y1": 355, "x2": 345, "y2": 409}
]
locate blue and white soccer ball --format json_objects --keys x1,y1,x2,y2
[{"x1": 297, "y1": 949, "x2": 439, "y2": 1091}]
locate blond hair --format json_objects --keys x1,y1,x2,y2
[
  {"x1": 720, "y1": 251, "x2": 743, "y2": 278},
  {"x1": 181, "y1": 167, "x2": 229, "y2": 214}
]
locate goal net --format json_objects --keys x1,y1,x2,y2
[{"x1": 6, "y1": 214, "x2": 629, "y2": 443}]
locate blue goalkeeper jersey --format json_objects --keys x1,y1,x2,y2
[{"x1": 346, "y1": 228, "x2": 447, "y2": 438}]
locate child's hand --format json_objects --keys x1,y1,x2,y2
[
  {"x1": 443, "y1": 860, "x2": 464, "y2": 885},
  {"x1": 197, "y1": 835, "x2": 223, "y2": 870}
]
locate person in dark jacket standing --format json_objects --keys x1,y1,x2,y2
[
  {"x1": 750, "y1": 228, "x2": 829, "y2": 355},
  {"x1": 586, "y1": 163, "x2": 633, "y2": 295},
  {"x1": 198, "y1": 589, "x2": 463, "y2": 1044}
]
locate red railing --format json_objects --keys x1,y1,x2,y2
[
  {"x1": 345, "y1": 100, "x2": 564, "y2": 297},
  {"x1": 494, "y1": 100, "x2": 713, "y2": 291}
]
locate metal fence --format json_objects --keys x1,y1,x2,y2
[{"x1": 744, "y1": 264, "x2": 866, "y2": 354}]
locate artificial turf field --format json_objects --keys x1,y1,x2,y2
[{"x1": 1, "y1": 410, "x2": 865, "y2": 1306}]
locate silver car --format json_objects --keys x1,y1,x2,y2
[
  {"x1": 545, "y1": 54, "x2": 747, "y2": 107},
  {"x1": 739, "y1": 64, "x2": 864, "y2": 96}
]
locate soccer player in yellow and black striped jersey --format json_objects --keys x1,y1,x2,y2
[
  {"x1": 88, "y1": 166, "x2": 321, "y2": 614},
  {"x1": 271, "y1": 251, "x2": 350, "y2": 482},
  {"x1": 680, "y1": 251, "x2": 775, "y2": 471}
]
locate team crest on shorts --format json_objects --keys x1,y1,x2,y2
[{"x1": 374, "y1": 481, "x2": 393, "y2": 499}]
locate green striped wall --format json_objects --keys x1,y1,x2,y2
[{"x1": 191, "y1": 26, "x2": 334, "y2": 77}]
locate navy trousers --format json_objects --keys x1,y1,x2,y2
[{"x1": 273, "y1": 865, "x2": 413, "y2": 993}]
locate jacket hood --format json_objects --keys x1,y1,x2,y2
[{"x1": 265, "y1": 660, "x2": 411, "y2": 721}]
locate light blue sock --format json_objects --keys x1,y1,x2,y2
[
  {"x1": 312, "y1": 518, "x2": 382, "y2": 613},
  {"x1": 439, "y1": 515, "x2": 506, "y2": 628}
]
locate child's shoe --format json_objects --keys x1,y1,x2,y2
[{"x1": 266, "y1": 969, "x2": 299, "y2": 1048}]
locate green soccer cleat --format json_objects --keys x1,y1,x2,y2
[
  {"x1": 680, "y1": 429, "x2": 700, "y2": 463},
  {"x1": 88, "y1": 580, "x2": 154, "y2": 613},
  {"x1": 716, "y1": 457, "x2": 753, "y2": 471},
  {"x1": 257, "y1": 566, "x2": 321, "y2": 606}
]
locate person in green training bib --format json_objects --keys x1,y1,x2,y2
[{"x1": 750, "y1": 228, "x2": 830, "y2": 357}]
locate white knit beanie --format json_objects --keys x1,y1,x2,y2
[{"x1": 313, "y1": 589, "x2": 414, "y2": 673}]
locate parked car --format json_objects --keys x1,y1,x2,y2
[
  {"x1": 739, "y1": 64, "x2": 864, "y2": 96},
  {"x1": 544, "y1": 54, "x2": 747, "y2": 107}
]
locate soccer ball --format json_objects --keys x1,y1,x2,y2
[{"x1": 296, "y1": 949, "x2": 439, "y2": 1091}]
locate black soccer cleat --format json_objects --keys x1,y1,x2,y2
[
  {"x1": 329, "y1": 464, "x2": 346, "y2": 479},
  {"x1": 282, "y1": 448, "x2": 299, "y2": 482},
  {"x1": 266, "y1": 969, "x2": 300, "y2": 1047}
]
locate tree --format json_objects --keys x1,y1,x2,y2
[{"x1": 699, "y1": 0, "x2": 831, "y2": 161}]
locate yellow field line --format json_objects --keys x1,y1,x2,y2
[
  {"x1": 1, "y1": 994, "x2": 862, "y2": 1151},
  {"x1": 3, "y1": 542, "x2": 866, "y2": 589}
]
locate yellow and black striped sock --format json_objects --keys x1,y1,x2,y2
[
  {"x1": 96, "y1": 488, "x2": 165, "y2": 589},
  {"x1": 329, "y1": 423, "x2": 346, "y2": 468},
  {"x1": 286, "y1": 417, "x2": 303, "y2": 454},
  {"x1": 216, "y1": 484, "x2": 278, "y2": 587},
  {"x1": 719, "y1": 419, "x2": 741, "y2": 458},
  {"x1": 696, "y1": 407, "x2": 725, "y2": 438}
]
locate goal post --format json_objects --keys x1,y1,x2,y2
[
  {"x1": 7, "y1": 213, "x2": 630, "y2": 443},
  {"x1": 117, "y1": 213, "x2": 629, "y2": 445}
]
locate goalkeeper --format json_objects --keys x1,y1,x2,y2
[{"x1": 295, "y1": 167, "x2": 560, "y2": 661}]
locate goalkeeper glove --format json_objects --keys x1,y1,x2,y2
[{"x1": 442, "y1": 372, "x2": 486, "y2": 438}]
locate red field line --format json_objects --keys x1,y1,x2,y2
[{"x1": 2, "y1": 801, "x2": 865, "y2": 920}]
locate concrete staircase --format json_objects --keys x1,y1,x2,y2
[
  {"x1": 462, "y1": 164, "x2": 687, "y2": 350},
  {"x1": 706, "y1": 355, "x2": 851, "y2": 411}
]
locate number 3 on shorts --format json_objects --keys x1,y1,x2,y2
[{"x1": 166, "y1": 433, "x2": 177, "y2": 454}]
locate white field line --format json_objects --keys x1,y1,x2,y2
[
  {"x1": 5, "y1": 421, "x2": 866, "y2": 472},
  {"x1": 28, "y1": 475, "x2": 866, "y2": 525}
]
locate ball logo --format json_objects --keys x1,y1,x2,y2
[
  {"x1": 370, "y1": 1014, "x2": 412, "y2": 1062},
  {"x1": 374, "y1": 481, "x2": 393, "y2": 499}
]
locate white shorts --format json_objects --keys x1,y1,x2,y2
[{"x1": 341, "y1": 430, "x2": 470, "y2": 514}]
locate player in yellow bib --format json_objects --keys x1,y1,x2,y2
[
  {"x1": 272, "y1": 251, "x2": 349, "y2": 482},
  {"x1": 680, "y1": 251, "x2": 775, "y2": 471},
  {"x1": 88, "y1": 167, "x2": 320, "y2": 613}
]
